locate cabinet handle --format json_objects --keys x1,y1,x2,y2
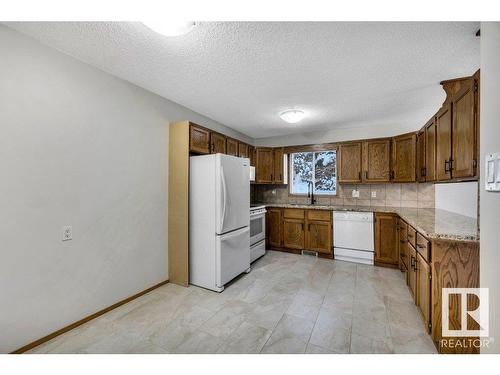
[
  {"x1": 421, "y1": 167, "x2": 427, "y2": 177},
  {"x1": 270, "y1": 173, "x2": 273, "y2": 181},
  {"x1": 411, "y1": 255, "x2": 416, "y2": 269},
  {"x1": 358, "y1": 171, "x2": 361, "y2": 180},
  {"x1": 416, "y1": 244, "x2": 425, "y2": 249},
  {"x1": 400, "y1": 240, "x2": 406, "y2": 244},
  {"x1": 444, "y1": 160, "x2": 450, "y2": 173},
  {"x1": 365, "y1": 171, "x2": 368, "y2": 180},
  {"x1": 391, "y1": 171, "x2": 395, "y2": 180},
  {"x1": 449, "y1": 158, "x2": 454, "y2": 172}
]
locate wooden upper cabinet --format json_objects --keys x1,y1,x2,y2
[
  {"x1": 210, "y1": 132, "x2": 226, "y2": 154},
  {"x1": 273, "y1": 148, "x2": 284, "y2": 184},
  {"x1": 452, "y1": 79, "x2": 478, "y2": 179},
  {"x1": 226, "y1": 138, "x2": 239, "y2": 156},
  {"x1": 417, "y1": 130, "x2": 426, "y2": 182},
  {"x1": 256, "y1": 147, "x2": 274, "y2": 183},
  {"x1": 189, "y1": 124, "x2": 210, "y2": 154},
  {"x1": 374, "y1": 213, "x2": 399, "y2": 267},
  {"x1": 306, "y1": 220, "x2": 332, "y2": 255},
  {"x1": 283, "y1": 218, "x2": 305, "y2": 250},
  {"x1": 238, "y1": 142, "x2": 249, "y2": 158},
  {"x1": 248, "y1": 145, "x2": 256, "y2": 166},
  {"x1": 416, "y1": 252, "x2": 432, "y2": 333},
  {"x1": 392, "y1": 133, "x2": 416, "y2": 182},
  {"x1": 424, "y1": 118, "x2": 437, "y2": 182},
  {"x1": 435, "y1": 104, "x2": 453, "y2": 181},
  {"x1": 362, "y1": 139, "x2": 391, "y2": 182},
  {"x1": 266, "y1": 208, "x2": 282, "y2": 248},
  {"x1": 338, "y1": 142, "x2": 362, "y2": 183}
]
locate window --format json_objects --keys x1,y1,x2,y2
[{"x1": 290, "y1": 150, "x2": 337, "y2": 195}]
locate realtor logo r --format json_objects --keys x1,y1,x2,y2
[{"x1": 442, "y1": 288, "x2": 489, "y2": 337}]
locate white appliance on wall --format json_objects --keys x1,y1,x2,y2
[
  {"x1": 333, "y1": 211, "x2": 374, "y2": 265},
  {"x1": 250, "y1": 204, "x2": 266, "y2": 262},
  {"x1": 190, "y1": 154, "x2": 250, "y2": 292}
]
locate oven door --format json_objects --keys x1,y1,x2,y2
[{"x1": 250, "y1": 213, "x2": 265, "y2": 245}]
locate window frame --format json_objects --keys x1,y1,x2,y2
[{"x1": 288, "y1": 150, "x2": 337, "y2": 197}]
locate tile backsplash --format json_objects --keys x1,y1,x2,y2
[{"x1": 252, "y1": 182, "x2": 435, "y2": 208}]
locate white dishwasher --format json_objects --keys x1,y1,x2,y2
[{"x1": 333, "y1": 211, "x2": 374, "y2": 265}]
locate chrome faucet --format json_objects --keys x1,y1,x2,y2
[{"x1": 307, "y1": 181, "x2": 316, "y2": 205}]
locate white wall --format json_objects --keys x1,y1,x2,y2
[
  {"x1": 435, "y1": 182, "x2": 478, "y2": 218},
  {"x1": 480, "y1": 22, "x2": 500, "y2": 354},
  {"x1": 0, "y1": 25, "x2": 248, "y2": 353}
]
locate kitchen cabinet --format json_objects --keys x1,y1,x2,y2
[
  {"x1": 338, "y1": 142, "x2": 362, "y2": 183},
  {"x1": 210, "y1": 132, "x2": 226, "y2": 154},
  {"x1": 424, "y1": 118, "x2": 437, "y2": 182},
  {"x1": 226, "y1": 137, "x2": 239, "y2": 156},
  {"x1": 273, "y1": 148, "x2": 284, "y2": 184},
  {"x1": 248, "y1": 145, "x2": 255, "y2": 166},
  {"x1": 189, "y1": 123, "x2": 210, "y2": 154},
  {"x1": 398, "y1": 219, "x2": 408, "y2": 270},
  {"x1": 407, "y1": 242, "x2": 417, "y2": 297},
  {"x1": 452, "y1": 79, "x2": 478, "y2": 179},
  {"x1": 416, "y1": 252, "x2": 432, "y2": 333},
  {"x1": 374, "y1": 213, "x2": 399, "y2": 267},
  {"x1": 256, "y1": 148, "x2": 274, "y2": 183},
  {"x1": 283, "y1": 218, "x2": 305, "y2": 249},
  {"x1": 306, "y1": 221, "x2": 332, "y2": 254},
  {"x1": 435, "y1": 104, "x2": 453, "y2": 181},
  {"x1": 392, "y1": 133, "x2": 417, "y2": 182},
  {"x1": 362, "y1": 139, "x2": 391, "y2": 182},
  {"x1": 238, "y1": 142, "x2": 249, "y2": 158},
  {"x1": 417, "y1": 130, "x2": 426, "y2": 182},
  {"x1": 266, "y1": 208, "x2": 282, "y2": 248}
]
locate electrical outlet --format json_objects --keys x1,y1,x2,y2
[
  {"x1": 352, "y1": 189, "x2": 360, "y2": 198},
  {"x1": 371, "y1": 191, "x2": 377, "y2": 198},
  {"x1": 62, "y1": 226, "x2": 72, "y2": 241},
  {"x1": 272, "y1": 189, "x2": 276, "y2": 195}
]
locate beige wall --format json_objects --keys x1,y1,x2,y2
[
  {"x1": 253, "y1": 182, "x2": 435, "y2": 208},
  {"x1": 480, "y1": 22, "x2": 500, "y2": 354}
]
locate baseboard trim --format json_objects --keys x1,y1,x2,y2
[{"x1": 11, "y1": 279, "x2": 169, "y2": 354}]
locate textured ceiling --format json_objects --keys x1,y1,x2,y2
[{"x1": 5, "y1": 22, "x2": 480, "y2": 139}]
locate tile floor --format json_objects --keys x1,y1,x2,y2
[{"x1": 28, "y1": 251, "x2": 437, "y2": 354}]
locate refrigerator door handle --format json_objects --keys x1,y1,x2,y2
[{"x1": 220, "y1": 165, "x2": 227, "y2": 232}]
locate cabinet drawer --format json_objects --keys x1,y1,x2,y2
[
  {"x1": 307, "y1": 209, "x2": 331, "y2": 221},
  {"x1": 416, "y1": 232, "x2": 431, "y2": 262},
  {"x1": 283, "y1": 208, "x2": 305, "y2": 219},
  {"x1": 407, "y1": 225, "x2": 417, "y2": 247}
]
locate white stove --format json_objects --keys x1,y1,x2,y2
[{"x1": 250, "y1": 205, "x2": 266, "y2": 262}]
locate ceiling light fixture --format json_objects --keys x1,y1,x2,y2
[
  {"x1": 279, "y1": 109, "x2": 306, "y2": 124},
  {"x1": 143, "y1": 21, "x2": 196, "y2": 37}
]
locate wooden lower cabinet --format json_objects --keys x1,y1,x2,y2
[
  {"x1": 374, "y1": 213, "x2": 399, "y2": 267},
  {"x1": 266, "y1": 208, "x2": 332, "y2": 257},
  {"x1": 266, "y1": 208, "x2": 282, "y2": 248},
  {"x1": 407, "y1": 243, "x2": 417, "y2": 298},
  {"x1": 306, "y1": 220, "x2": 332, "y2": 254},
  {"x1": 283, "y1": 218, "x2": 305, "y2": 249},
  {"x1": 416, "y1": 252, "x2": 431, "y2": 333},
  {"x1": 398, "y1": 219, "x2": 408, "y2": 270}
]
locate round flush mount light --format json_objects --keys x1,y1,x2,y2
[
  {"x1": 143, "y1": 21, "x2": 196, "y2": 37},
  {"x1": 279, "y1": 109, "x2": 306, "y2": 124}
]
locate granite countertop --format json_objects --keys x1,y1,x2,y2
[{"x1": 255, "y1": 203, "x2": 479, "y2": 242}]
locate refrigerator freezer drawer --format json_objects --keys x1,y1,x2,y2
[{"x1": 216, "y1": 226, "x2": 250, "y2": 287}]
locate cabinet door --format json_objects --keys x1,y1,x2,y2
[
  {"x1": 392, "y1": 133, "x2": 416, "y2": 182},
  {"x1": 283, "y1": 218, "x2": 305, "y2": 250},
  {"x1": 408, "y1": 243, "x2": 417, "y2": 298},
  {"x1": 363, "y1": 139, "x2": 391, "y2": 182},
  {"x1": 417, "y1": 130, "x2": 426, "y2": 182},
  {"x1": 416, "y1": 252, "x2": 431, "y2": 333},
  {"x1": 435, "y1": 104, "x2": 452, "y2": 181},
  {"x1": 338, "y1": 142, "x2": 362, "y2": 183},
  {"x1": 266, "y1": 208, "x2": 282, "y2": 248},
  {"x1": 210, "y1": 132, "x2": 226, "y2": 154},
  {"x1": 226, "y1": 138, "x2": 239, "y2": 156},
  {"x1": 374, "y1": 213, "x2": 398, "y2": 266},
  {"x1": 189, "y1": 124, "x2": 210, "y2": 154},
  {"x1": 306, "y1": 220, "x2": 332, "y2": 254},
  {"x1": 256, "y1": 148, "x2": 274, "y2": 183},
  {"x1": 424, "y1": 118, "x2": 437, "y2": 182},
  {"x1": 452, "y1": 79, "x2": 477, "y2": 179},
  {"x1": 398, "y1": 219, "x2": 408, "y2": 269},
  {"x1": 238, "y1": 142, "x2": 249, "y2": 158},
  {"x1": 273, "y1": 148, "x2": 284, "y2": 184},
  {"x1": 248, "y1": 146, "x2": 256, "y2": 166}
]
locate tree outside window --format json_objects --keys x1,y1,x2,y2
[{"x1": 290, "y1": 151, "x2": 336, "y2": 195}]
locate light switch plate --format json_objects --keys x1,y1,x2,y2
[
  {"x1": 485, "y1": 153, "x2": 500, "y2": 192},
  {"x1": 352, "y1": 189, "x2": 360, "y2": 198},
  {"x1": 62, "y1": 226, "x2": 72, "y2": 241},
  {"x1": 371, "y1": 191, "x2": 377, "y2": 198}
]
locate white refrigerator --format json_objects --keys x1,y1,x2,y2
[{"x1": 189, "y1": 154, "x2": 250, "y2": 292}]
